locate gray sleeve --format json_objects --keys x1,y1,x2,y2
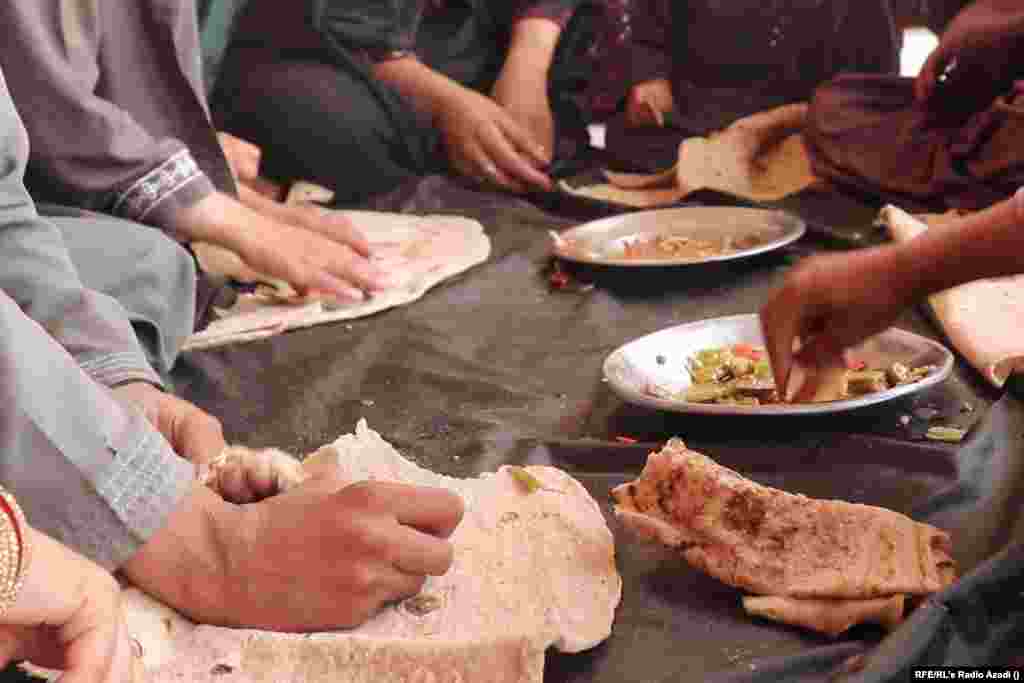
[
  {"x1": 0, "y1": 288, "x2": 195, "y2": 570},
  {"x1": 0, "y1": 1, "x2": 214, "y2": 231},
  {"x1": 0, "y1": 70, "x2": 163, "y2": 389}
]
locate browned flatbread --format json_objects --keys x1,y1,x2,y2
[
  {"x1": 612, "y1": 439, "x2": 956, "y2": 636},
  {"x1": 603, "y1": 165, "x2": 678, "y2": 189},
  {"x1": 743, "y1": 595, "x2": 905, "y2": 638}
]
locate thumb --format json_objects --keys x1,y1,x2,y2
[{"x1": 177, "y1": 406, "x2": 226, "y2": 465}]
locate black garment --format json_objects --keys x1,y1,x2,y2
[{"x1": 212, "y1": 1, "x2": 599, "y2": 203}]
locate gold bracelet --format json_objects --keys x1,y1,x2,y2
[{"x1": 0, "y1": 488, "x2": 30, "y2": 614}]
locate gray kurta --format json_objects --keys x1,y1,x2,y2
[
  {"x1": 0, "y1": 0, "x2": 236, "y2": 232},
  {"x1": 0, "y1": 69, "x2": 194, "y2": 569}
]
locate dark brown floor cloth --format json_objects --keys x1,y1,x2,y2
[
  {"x1": 6, "y1": 175, "x2": 1023, "y2": 681},
  {"x1": 806, "y1": 74, "x2": 1024, "y2": 212}
]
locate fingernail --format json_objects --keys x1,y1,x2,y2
[{"x1": 313, "y1": 272, "x2": 365, "y2": 302}]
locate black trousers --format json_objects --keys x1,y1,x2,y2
[{"x1": 212, "y1": 7, "x2": 599, "y2": 203}]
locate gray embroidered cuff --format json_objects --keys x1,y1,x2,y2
[
  {"x1": 110, "y1": 150, "x2": 215, "y2": 238},
  {"x1": 91, "y1": 409, "x2": 196, "y2": 570},
  {"x1": 77, "y1": 350, "x2": 164, "y2": 391}
]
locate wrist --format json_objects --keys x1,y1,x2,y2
[
  {"x1": 509, "y1": 18, "x2": 562, "y2": 55},
  {"x1": 121, "y1": 484, "x2": 241, "y2": 625},
  {"x1": 502, "y1": 20, "x2": 560, "y2": 86},
  {"x1": 172, "y1": 192, "x2": 238, "y2": 245}
]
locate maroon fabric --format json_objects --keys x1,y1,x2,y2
[
  {"x1": 578, "y1": 0, "x2": 651, "y2": 120},
  {"x1": 805, "y1": 74, "x2": 1024, "y2": 211},
  {"x1": 600, "y1": 0, "x2": 900, "y2": 172}
]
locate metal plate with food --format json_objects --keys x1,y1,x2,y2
[
  {"x1": 603, "y1": 314, "x2": 954, "y2": 416},
  {"x1": 550, "y1": 207, "x2": 805, "y2": 267}
]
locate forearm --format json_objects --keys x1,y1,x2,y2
[
  {"x1": 167, "y1": 190, "x2": 271, "y2": 248},
  {"x1": 504, "y1": 17, "x2": 563, "y2": 79},
  {"x1": 896, "y1": 197, "x2": 1024, "y2": 297},
  {"x1": 238, "y1": 182, "x2": 309, "y2": 226},
  {"x1": 372, "y1": 57, "x2": 467, "y2": 120}
]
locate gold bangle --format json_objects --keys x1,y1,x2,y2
[{"x1": 0, "y1": 488, "x2": 30, "y2": 614}]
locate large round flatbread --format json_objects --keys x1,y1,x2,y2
[
  {"x1": 117, "y1": 421, "x2": 621, "y2": 683},
  {"x1": 186, "y1": 213, "x2": 491, "y2": 350}
]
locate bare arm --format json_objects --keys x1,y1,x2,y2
[
  {"x1": 373, "y1": 57, "x2": 551, "y2": 191},
  {"x1": 760, "y1": 194, "x2": 1024, "y2": 396},
  {"x1": 898, "y1": 196, "x2": 1024, "y2": 295}
]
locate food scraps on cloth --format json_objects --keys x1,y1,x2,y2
[
  {"x1": 186, "y1": 212, "x2": 490, "y2": 350},
  {"x1": 561, "y1": 103, "x2": 818, "y2": 208},
  {"x1": 880, "y1": 204, "x2": 1024, "y2": 388},
  {"x1": 122, "y1": 420, "x2": 621, "y2": 683},
  {"x1": 611, "y1": 438, "x2": 956, "y2": 637}
]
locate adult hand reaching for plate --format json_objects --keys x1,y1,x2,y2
[{"x1": 759, "y1": 247, "x2": 919, "y2": 401}]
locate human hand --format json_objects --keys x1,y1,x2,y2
[
  {"x1": 111, "y1": 382, "x2": 226, "y2": 465},
  {"x1": 491, "y1": 57, "x2": 555, "y2": 164},
  {"x1": 1, "y1": 526, "x2": 141, "y2": 682},
  {"x1": 915, "y1": 0, "x2": 1024, "y2": 107},
  {"x1": 625, "y1": 79, "x2": 675, "y2": 128},
  {"x1": 759, "y1": 247, "x2": 918, "y2": 400},
  {"x1": 181, "y1": 194, "x2": 395, "y2": 302},
  {"x1": 217, "y1": 131, "x2": 261, "y2": 185},
  {"x1": 438, "y1": 86, "x2": 552, "y2": 193},
  {"x1": 216, "y1": 476, "x2": 463, "y2": 631},
  {"x1": 198, "y1": 445, "x2": 307, "y2": 504}
]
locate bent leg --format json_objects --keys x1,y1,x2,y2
[
  {"x1": 214, "y1": 57, "x2": 440, "y2": 203},
  {"x1": 46, "y1": 211, "x2": 197, "y2": 378}
]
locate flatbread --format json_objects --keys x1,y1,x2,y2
[
  {"x1": 186, "y1": 212, "x2": 491, "y2": 350},
  {"x1": 119, "y1": 420, "x2": 621, "y2": 683},
  {"x1": 565, "y1": 103, "x2": 816, "y2": 208},
  {"x1": 879, "y1": 205, "x2": 1024, "y2": 387}
]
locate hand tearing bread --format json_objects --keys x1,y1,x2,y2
[
  {"x1": 198, "y1": 445, "x2": 307, "y2": 503},
  {"x1": 125, "y1": 420, "x2": 622, "y2": 683},
  {"x1": 563, "y1": 103, "x2": 819, "y2": 208}
]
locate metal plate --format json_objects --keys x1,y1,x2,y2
[
  {"x1": 603, "y1": 314, "x2": 955, "y2": 416},
  {"x1": 551, "y1": 207, "x2": 805, "y2": 267}
]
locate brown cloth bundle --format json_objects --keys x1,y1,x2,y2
[{"x1": 805, "y1": 74, "x2": 1024, "y2": 211}]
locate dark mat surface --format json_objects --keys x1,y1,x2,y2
[{"x1": 9, "y1": 175, "x2": 1021, "y2": 681}]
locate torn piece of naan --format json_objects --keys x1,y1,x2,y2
[{"x1": 563, "y1": 103, "x2": 817, "y2": 209}]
